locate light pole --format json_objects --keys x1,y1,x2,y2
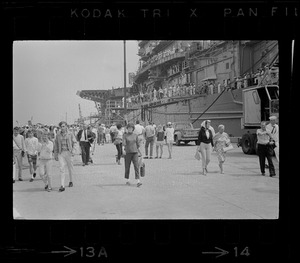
[{"x1": 123, "y1": 40, "x2": 127, "y2": 124}]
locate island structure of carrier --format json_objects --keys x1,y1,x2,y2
[{"x1": 77, "y1": 40, "x2": 279, "y2": 154}]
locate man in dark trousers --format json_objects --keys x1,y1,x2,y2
[{"x1": 77, "y1": 124, "x2": 92, "y2": 166}]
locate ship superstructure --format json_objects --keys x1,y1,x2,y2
[
  {"x1": 126, "y1": 40, "x2": 278, "y2": 137},
  {"x1": 77, "y1": 40, "x2": 278, "y2": 138}
]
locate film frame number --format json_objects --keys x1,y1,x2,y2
[
  {"x1": 234, "y1": 246, "x2": 250, "y2": 257},
  {"x1": 79, "y1": 246, "x2": 108, "y2": 258}
]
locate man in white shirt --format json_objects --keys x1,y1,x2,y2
[
  {"x1": 133, "y1": 121, "x2": 145, "y2": 156},
  {"x1": 109, "y1": 123, "x2": 118, "y2": 143},
  {"x1": 77, "y1": 124, "x2": 91, "y2": 166},
  {"x1": 134, "y1": 120, "x2": 145, "y2": 143},
  {"x1": 256, "y1": 121, "x2": 276, "y2": 176},
  {"x1": 143, "y1": 122, "x2": 156, "y2": 159},
  {"x1": 13, "y1": 127, "x2": 26, "y2": 181},
  {"x1": 266, "y1": 115, "x2": 279, "y2": 162},
  {"x1": 25, "y1": 130, "x2": 39, "y2": 182}
]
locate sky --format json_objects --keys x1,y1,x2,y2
[{"x1": 13, "y1": 40, "x2": 140, "y2": 126}]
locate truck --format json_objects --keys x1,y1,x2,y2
[
  {"x1": 173, "y1": 122, "x2": 200, "y2": 146},
  {"x1": 237, "y1": 84, "x2": 279, "y2": 154}
]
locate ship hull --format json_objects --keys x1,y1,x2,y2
[{"x1": 127, "y1": 89, "x2": 245, "y2": 137}]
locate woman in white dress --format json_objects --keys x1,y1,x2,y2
[{"x1": 165, "y1": 122, "x2": 174, "y2": 159}]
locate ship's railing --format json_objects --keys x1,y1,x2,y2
[
  {"x1": 126, "y1": 66, "x2": 279, "y2": 109},
  {"x1": 232, "y1": 66, "x2": 279, "y2": 90}
]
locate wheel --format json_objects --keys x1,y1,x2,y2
[
  {"x1": 175, "y1": 136, "x2": 181, "y2": 146},
  {"x1": 184, "y1": 141, "x2": 190, "y2": 145},
  {"x1": 241, "y1": 133, "x2": 256, "y2": 154},
  {"x1": 195, "y1": 140, "x2": 200, "y2": 146}
]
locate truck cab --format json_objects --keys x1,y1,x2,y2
[{"x1": 239, "y1": 85, "x2": 279, "y2": 154}]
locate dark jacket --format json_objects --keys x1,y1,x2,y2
[
  {"x1": 197, "y1": 127, "x2": 214, "y2": 146},
  {"x1": 77, "y1": 129, "x2": 96, "y2": 145}
]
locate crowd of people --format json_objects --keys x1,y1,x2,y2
[
  {"x1": 13, "y1": 115, "x2": 279, "y2": 192},
  {"x1": 124, "y1": 64, "x2": 279, "y2": 108}
]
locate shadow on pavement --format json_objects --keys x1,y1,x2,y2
[
  {"x1": 97, "y1": 183, "x2": 135, "y2": 187},
  {"x1": 14, "y1": 187, "x2": 47, "y2": 193},
  {"x1": 175, "y1": 171, "x2": 201, "y2": 175}
]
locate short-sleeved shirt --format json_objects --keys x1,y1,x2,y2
[
  {"x1": 116, "y1": 129, "x2": 124, "y2": 140},
  {"x1": 144, "y1": 125, "x2": 155, "y2": 138},
  {"x1": 123, "y1": 133, "x2": 139, "y2": 153},
  {"x1": 256, "y1": 129, "x2": 271, "y2": 145}
]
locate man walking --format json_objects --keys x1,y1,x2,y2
[
  {"x1": 54, "y1": 121, "x2": 77, "y2": 192},
  {"x1": 110, "y1": 123, "x2": 118, "y2": 143},
  {"x1": 256, "y1": 121, "x2": 276, "y2": 177},
  {"x1": 87, "y1": 125, "x2": 96, "y2": 163},
  {"x1": 13, "y1": 127, "x2": 26, "y2": 181},
  {"x1": 143, "y1": 122, "x2": 156, "y2": 159},
  {"x1": 77, "y1": 124, "x2": 91, "y2": 166},
  {"x1": 97, "y1": 124, "x2": 105, "y2": 145}
]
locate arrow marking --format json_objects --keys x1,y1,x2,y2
[
  {"x1": 51, "y1": 246, "x2": 77, "y2": 257},
  {"x1": 202, "y1": 247, "x2": 229, "y2": 258}
]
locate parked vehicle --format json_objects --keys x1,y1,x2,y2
[
  {"x1": 173, "y1": 122, "x2": 200, "y2": 146},
  {"x1": 237, "y1": 85, "x2": 279, "y2": 154}
]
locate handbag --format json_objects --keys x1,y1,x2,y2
[
  {"x1": 267, "y1": 142, "x2": 276, "y2": 155},
  {"x1": 138, "y1": 156, "x2": 145, "y2": 177},
  {"x1": 195, "y1": 151, "x2": 201, "y2": 160},
  {"x1": 223, "y1": 143, "x2": 234, "y2": 152}
]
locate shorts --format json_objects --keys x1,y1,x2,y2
[
  {"x1": 27, "y1": 154, "x2": 37, "y2": 164},
  {"x1": 166, "y1": 139, "x2": 174, "y2": 144},
  {"x1": 156, "y1": 141, "x2": 164, "y2": 146}
]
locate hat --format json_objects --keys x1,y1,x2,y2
[
  {"x1": 206, "y1": 120, "x2": 211, "y2": 123},
  {"x1": 269, "y1": 116, "x2": 277, "y2": 120},
  {"x1": 167, "y1": 122, "x2": 172, "y2": 125}
]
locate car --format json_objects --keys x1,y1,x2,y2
[{"x1": 173, "y1": 122, "x2": 200, "y2": 146}]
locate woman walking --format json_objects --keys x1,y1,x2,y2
[
  {"x1": 197, "y1": 120, "x2": 214, "y2": 175},
  {"x1": 213, "y1": 125, "x2": 231, "y2": 174},
  {"x1": 38, "y1": 131, "x2": 54, "y2": 192},
  {"x1": 123, "y1": 123, "x2": 142, "y2": 187},
  {"x1": 155, "y1": 125, "x2": 165, "y2": 158},
  {"x1": 114, "y1": 123, "x2": 124, "y2": 165}
]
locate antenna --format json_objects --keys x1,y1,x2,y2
[{"x1": 78, "y1": 104, "x2": 83, "y2": 123}]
